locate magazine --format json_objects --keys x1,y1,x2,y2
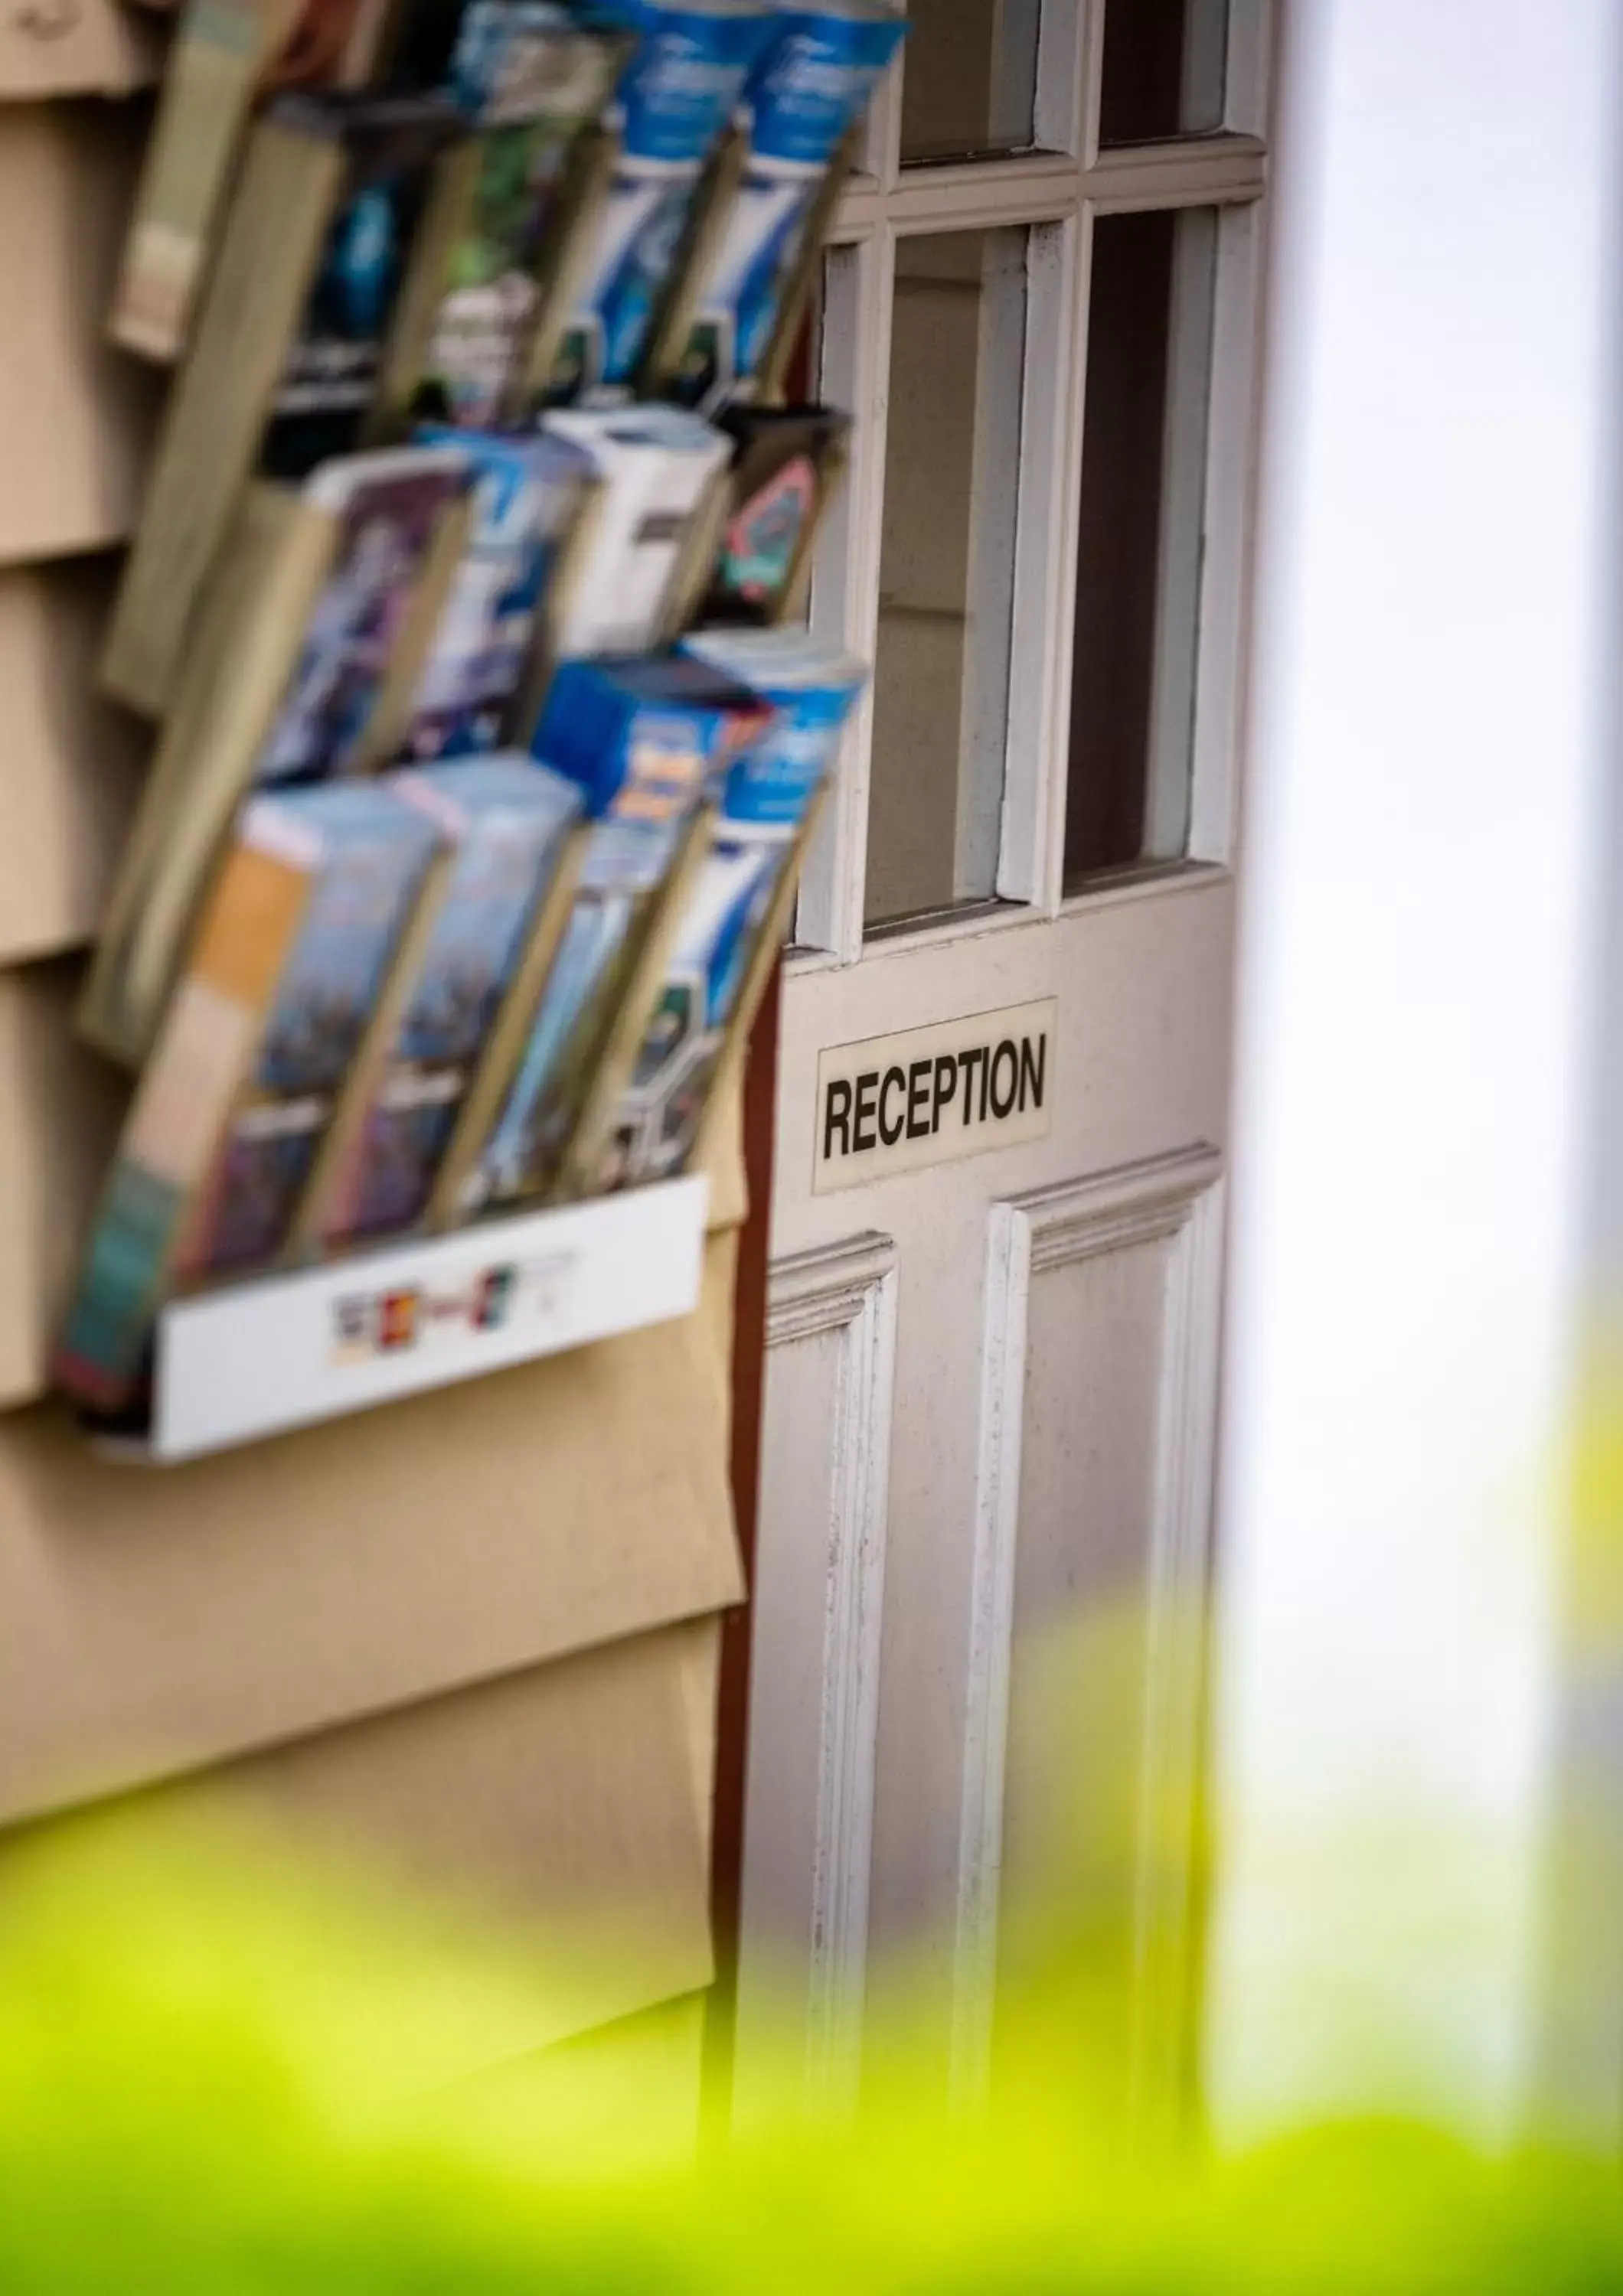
[
  {"x1": 261, "y1": 92, "x2": 465, "y2": 478},
  {"x1": 54, "y1": 797, "x2": 324, "y2": 1413},
  {"x1": 676, "y1": 0, "x2": 903, "y2": 402},
  {"x1": 606, "y1": 629, "x2": 866, "y2": 1186},
  {"x1": 175, "y1": 781, "x2": 443, "y2": 1277},
  {"x1": 542, "y1": 404, "x2": 730, "y2": 657},
  {"x1": 401, "y1": 428, "x2": 596, "y2": 758},
  {"x1": 258, "y1": 448, "x2": 470, "y2": 782},
  {"x1": 543, "y1": 0, "x2": 772, "y2": 399},
  {"x1": 416, "y1": 2, "x2": 625, "y2": 426},
  {"x1": 321, "y1": 756, "x2": 582, "y2": 1242},
  {"x1": 700, "y1": 404, "x2": 849, "y2": 625},
  {"x1": 464, "y1": 652, "x2": 772, "y2": 1208}
]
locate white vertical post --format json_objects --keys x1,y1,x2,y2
[
  {"x1": 1207, "y1": 0, "x2": 1622, "y2": 2140},
  {"x1": 1142, "y1": 204, "x2": 1217, "y2": 863},
  {"x1": 955, "y1": 229, "x2": 1027, "y2": 901}
]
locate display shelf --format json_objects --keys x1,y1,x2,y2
[{"x1": 112, "y1": 1174, "x2": 709, "y2": 1463}]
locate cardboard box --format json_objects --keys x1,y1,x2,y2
[
  {"x1": 0, "y1": 0, "x2": 161, "y2": 99},
  {"x1": 0, "y1": 101, "x2": 162, "y2": 566},
  {"x1": 14, "y1": 1623, "x2": 717, "y2": 2070},
  {"x1": 0, "y1": 958, "x2": 127, "y2": 1409},
  {"x1": 0, "y1": 559, "x2": 149, "y2": 966},
  {"x1": 0, "y1": 1282, "x2": 741, "y2": 1823}
]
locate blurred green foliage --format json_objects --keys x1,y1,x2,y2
[{"x1": 1, "y1": 1808, "x2": 1620, "y2": 2294}]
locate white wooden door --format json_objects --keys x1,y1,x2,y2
[{"x1": 737, "y1": 0, "x2": 1273, "y2": 2117}]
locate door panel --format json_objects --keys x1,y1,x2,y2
[
  {"x1": 793, "y1": 885, "x2": 1229, "y2": 2005},
  {"x1": 739, "y1": 1234, "x2": 896, "y2": 2118},
  {"x1": 965, "y1": 1143, "x2": 1225, "y2": 2102},
  {"x1": 749, "y1": 879, "x2": 1234, "y2": 2100}
]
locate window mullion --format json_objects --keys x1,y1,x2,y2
[
  {"x1": 1033, "y1": 0, "x2": 1089, "y2": 157},
  {"x1": 867, "y1": 152, "x2": 1079, "y2": 235},
  {"x1": 798, "y1": 226, "x2": 896, "y2": 964},
  {"x1": 1002, "y1": 205, "x2": 1091, "y2": 914},
  {"x1": 842, "y1": 143, "x2": 1265, "y2": 244},
  {"x1": 867, "y1": 2, "x2": 904, "y2": 190},
  {"x1": 1187, "y1": 197, "x2": 1266, "y2": 864},
  {"x1": 1078, "y1": 0, "x2": 1108, "y2": 165},
  {"x1": 1079, "y1": 135, "x2": 1265, "y2": 210},
  {"x1": 1223, "y1": 0, "x2": 1278, "y2": 136}
]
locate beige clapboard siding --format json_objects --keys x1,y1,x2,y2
[
  {"x1": 672, "y1": 1613, "x2": 723, "y2": 1849},
  {"x1": 465, "y1": 1988, "x2": 710, "y2": 2163},
  {"x1": 704, "y1": 1073, "x2": 747, "y2": 1231},
  {"x1": 0, "y1": 0, "x2": 162, "y2": 100},
  {"x1": 0, "y1": 1239, "x2": 743, "y2": 1825},
  {"x1": 0, "y1": 99, "x2": 162, "y2": 567},
  {"x1": 0, "y1": 957, "x2": 127, "y2": 1409},
  {"x1": 0, "y1": 559, "x2": 149, "y2": 966},
  {"x1": 13, "y1": 1621, "x2": 719, "y2": 2071}
]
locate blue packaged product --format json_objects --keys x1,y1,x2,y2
[
  {"x1": 604, "y1": 628, "x2": 864, "y2": 1186},
  {"x1": 548, "y1": 0, "x2": 775, "y2": 398},
  {"x1": 465, "y1": 653, "x2": 772, "y2": 1205},
  {"x1": 528, "y1": 648, "x2": 772, "y2": 810},
  {"x1": 679, "y1": 0, "x2": 904, "y2": 401},
  {"x1": 403, "y1": 428, "x2": 597, "y2": 758},
  {"x1": 322, "y1": 756, "x2": 583, "y2": 1243}
]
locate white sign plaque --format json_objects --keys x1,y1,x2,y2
[{"x1": 812, "y1": 999, "x2": 1056, "y2": 1194}]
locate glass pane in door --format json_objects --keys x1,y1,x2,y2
[
  {"x1": 1098, "y1": 0, "x2": 1228, "y2": 145},
  {"x1": 866, "y1": 227, "x2": 1027, "y2": 932},
  {"x1": 1065, "y1": 206, "x2": 1217, "y2": 889},
  {"x1": 900, "y1": 0, "x2": 1041, "y2": 165}
]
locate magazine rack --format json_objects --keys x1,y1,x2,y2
[{"x1": 0, "y1": 8, "x2": 805, "y2": 2137}]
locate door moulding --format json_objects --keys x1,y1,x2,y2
[
  {"x1": 763, "y1": 1230, "x2": 899, "y2": 2109},
  {"x1": 952, "y1": 1143, "x2": 1226, "y2": 2105}
]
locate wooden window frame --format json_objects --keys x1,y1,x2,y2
[{"x1": 792, "y1": 0, "x2": 1275, "y2": 967}]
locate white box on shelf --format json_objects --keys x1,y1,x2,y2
[{"x1": 139, "y1": 1175, "x2": 708, "y2": 1463}]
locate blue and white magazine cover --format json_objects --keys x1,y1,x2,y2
[
  {"x1": 468, "y1": 653, "x2": 770, "y2": 1205},
  {"x1": 681, "y1": 0, "x2": 904, "y2": 401},
  {"x1": 403, "y1": 428, "x2": 595, "y2": 758},
  {"x1": 605, "y1": 628, "x2": 865, "y2": 1187},
  {"x1": 550, "y1": 0, "x2": 774, "y2": 396}
]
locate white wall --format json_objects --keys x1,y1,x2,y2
[{"x1": 1207, "y1": 0, "x2": 1621, "y2": 2138}]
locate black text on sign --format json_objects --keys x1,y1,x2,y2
[{"x1": 812, "y1": 999, "x2": 1056, "y2": 1193}]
